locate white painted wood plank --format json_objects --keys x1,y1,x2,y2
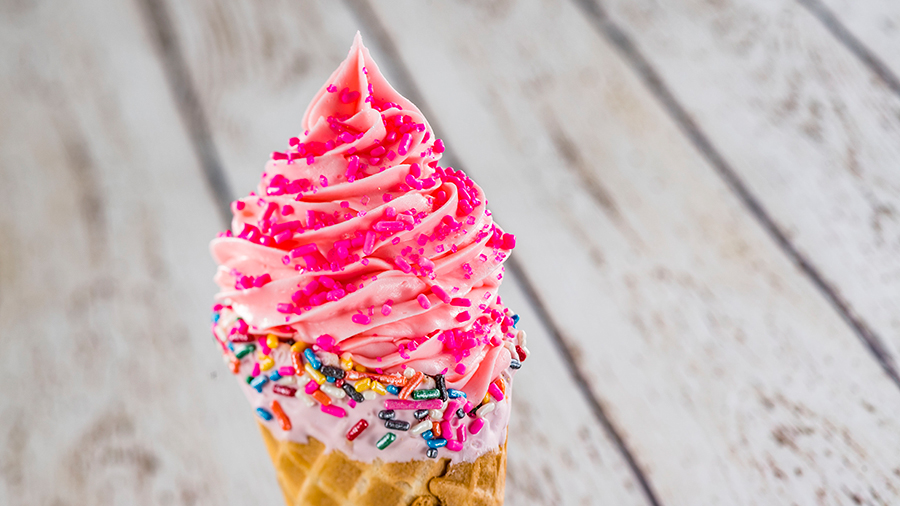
[
  {"x1": 600, "y1": 0, "x2": 900, "y2": 364},
  {"x1": 363, "y1": 0, "x2": 900, "y2": 504},
  {"x1": 815, "y1": 0, "x2": 900, "y2": 76},
  {"x1": 0, "y1": 1, "x2": 282, "y2": 504},
  {"x1": 161, "y1": 0, "x2": 650, "y2": 503}
]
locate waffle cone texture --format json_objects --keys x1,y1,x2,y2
[{"x1": 259, "y1": 423, "x2": 506, "y2": 506}]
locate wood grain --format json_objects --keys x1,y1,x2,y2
[
  {"x1": 158, "y1": 1, "x2": 651, "y2": 504},
  {"x1": 360, "y1": 0, "x2": 900, "y2": 504},
  {"x1": 0, "y1": 0, "x2": 282, "y2": 504},
  {"x1": 596, "y1": 0, "x2": 900, "y2": 370}
]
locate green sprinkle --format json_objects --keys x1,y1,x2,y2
[
  {"x1": 235, "y1": 344, "x2": 256, "y2": 359},
  {"x1": 245, "y1": 375, "x2": 254, "y2": 384},
  {"x1": 376, "y1": 432, "x2": 397, "y2": 450},
  {"x1": 411, "y1": 388, "x2": 441, "y2": 400}
]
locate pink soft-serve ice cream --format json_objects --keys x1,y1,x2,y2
[{"x1": 209, "y1": 33, "x2": 527, "y2": 490}]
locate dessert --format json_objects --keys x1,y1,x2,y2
[{"x1": 209, "y1": 33, "x2": 527, "y2": 506}]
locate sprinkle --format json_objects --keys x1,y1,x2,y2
[
  {"x1": 256, "y1": 407, "x2": 273, "y2": 421},
  {"x1": 426, "y1": 448, "x2": 438, "y2": 459},
  {"x1": 296, "y1": 373, "x2": 312, "y2": 388},
  {"x1": 429, "y1": 409, "x2": 444, "y2": 421},
  {"x1": 510, "y1": 359, "x2": 522, "y2": 370},
  {"x1": 340, "y1": 353, "x2": 354, "y2": 371},
  {"x1": 347, "y1": 419, "x2": 369, "y2": 440},
  {"x1": 362, "y1": 390, "x2": 377, "y2": 401},
  {"x1": 273, "y1": 384, "x2": 297, "y2": 397},
  {"x1": 399, "y1": 371, "x2": 425, "y2": 399},
  {"x1": 305, "y1": 364, "x2": 326, "y2": 384},
  {"x1": 448, "y1": 389, "x2": 466, "y2": 399},
  {"x1": 455, "y1": 363, "x2": 466, "y2": 374},
  {"x1": 381, "y1": 304, "x2": 392, "y2": 316},
  {"x1": 310, "y1": 389, "x2": 331, "y2": 406},
  {"x1": 413, "y1": 409, "x2": 430, "y2": 420},
  {"x1": 385, "y1": 419, "x2": 411, "y2": 431},
  {"x1": 456, "y1": 408, "x2": 466, "y2": 419},
  {"x1": 321, "y1": 404, "x2": 346, "y2": 418},
  {"x1": 271, "y1": 400, "x2": 291, "y2": 430},
  {"x1": 435, "y1": 375, "x2": 448, "y2": 401},
  {"x1": 303, "y1": 349, "x2": 321, "y2": 370},
  {"x1": 371, "y1": 381, "x2": 388, "y2": 396},
  {"x1": 386, "y1": 385, "x2": 400, "y2": 395},
  {"x1": 321, "y1": 384, "x2": 346, "y2": 399},
  {"x1": 290, "y1": 342, "x2": 306, "y2": 353},
  {"x1": 455, "y1": 311, "x2": 471, "y2": 322},
  {"x1": 378, "y1": 410, "x2": 396, "y2": 420},
  {"x1": 432, "y1": 421, "x2": 442, "y2": 438},
  {"x1": 354, "y1": 378, "x2": 372, "y2": 392},
  {"x1": 351, "y1": 313, "x2": 371, "y2": 325},
  {"x1": 278, "y1": 366, "x2": 296, "y2": 376},
  {"x1": 469, "y1": 418, "x2": 485, "y2": 434},
  {"x1": 456, "y1": 425, "x2": 467, "y2": 443},
  {"x1": 268, "y1": 371, "x2": 282, "y2": 382},
  {"x1": 235, "y1": 345, "x2": 255, "y2": 360},
  {"x1": 421, "y1": 430, "x2": 434, "y2": 440},
  {"x1": 250, "y1": 375, "x2": 269, "y2": 392},
  {"x1": 416, "y1": 294, "x2": 431, "y2": 309},
  {"x1": 383, "y1": 399, "x2": 443, "y2": 411},
  {"x1": 320, "y1": 365, "x2": 345, "y2": 379},
  {"x1": 259, "y1": 356, "x2": 275, "y2": 371},
  {"x1": 412, "y1": 389, "x2": 441, "y2": 400},
  {"x1": 251, "y1": 363, "x2": 261, "y2": 376},
  {"x1": 450, "y1": 298, "x2": 471, "y2": 307},
  {"x1": 304, "y1": 381, "x2": 319, "y2": 395},
  {"x1": 446, "y1": 440, "x2": 463, "y2": 452},
  {"x1": 266, "y1": 334, "x2": 279, "y2": 349},
  {"x1": 426, "y1": 438, "x2": 448, "y2": 449},
  {"x1": 477, "y1": 402, "x2": 496, "y2": 418},
  {"x1": 376, "y1": 432, "x2": 397, "y2": 450},
  {"x1": 411, "y1": 421, "x2": 432, "y2": 435},
  {"x1": 342, "y1": 382, "x2": 365, "y2": 403},
  {"x1": 489, "y1": 382, "x2": 505, "y2": 401}
]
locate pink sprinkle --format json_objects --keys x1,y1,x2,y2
[
  {"x1": 441, "y1": 421, "x2": 454, "y2": 440},
  {"x1": 383, "y1": 399, "x2": 443, "y2": 410},
  {"x1": 363, "y1": 231, "x2": 376, "y2": 256},
  {"x1": 455, "y1": 363, "x2": 466, "y2": 374},
  {"x1": 394, "y1": 257, "x2": 412, "y2": 273},
  {"x1": 455, "y1": 311, "x2": 470, "y2": 322},
  {"x1": 463, "y1": 401, "x2": 474, "y2": 412},
  {"x1": 252, "y1": 363, "x2": 261, "y2": 376},
  {"x1": 234, "y1": 200, "x2": 245, "y2": 211},
  {"x1": 417, "y1": 294, "x2": 431, "y2": 309},
  {"x1": 433, "y1": 139, "x2": 445, "y2": 154},
  {"x1": 502, "y1": 233, "x2": 516, "y2": 250},
  {"x1": 278, "y1": 366, "x2": 296, "y2": 376},
  {"x1": 352, "y1": 314, "x2": 371, "y2": 325},
  {"x1": 457, "y1": 426, "x2": 467, "y2": 443},
  {"x1": 432, "y1": 285, "x2": 451, "y2": 304},
  {"x1": 450, "y1": 298, "x2": 471, "y2": 307},
  {"x1": 316, "y1": 335, "x2": 336, "y2": 351},
  {"x1": 304, "y1": 381, "x2": 319, "y2": 395},
  {"x1": 489, "y1": 382, "x2": 505, "y2": 401},
  {"x1": 381, "y1": 304, "x2": 392, "y2": 316},
  {"x1": 321, "y1": 404, "x2": 347, "y2": 418},
  {"x1": 382, "y1": 193, "x2": 393, "y2": 203},
  {"x1": 446, "y1": 440, "x2": 463, "y2": 452},
  {"x1": 469, "y1": 418, "x2": 485, "y2": 435},
  {"x1": 348, "y1": 399, "x2": 357, "y2": 408}
]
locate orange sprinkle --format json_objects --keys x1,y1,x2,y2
[
  {"x1": 399, "y1": 371, "x2": 424, "y2": 400},
  {"x1": 228, "y1": 358, "x2": 241, "y2": 374},
  {"x1": 271, "y1": 400, "x2": 292, "y2": 431},
  {"x1": 432, "y1": 420, "x2": 442, "y2": 438},
  {"x1": 291, "y1": 352, "x2": 303, "y2": 374},
  {"x1": 311, "y1": 389, "x2": 331, "y2": 406}
]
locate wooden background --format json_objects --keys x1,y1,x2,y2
[{"x1": 2, "y1": 0, "x2": 899, "y2": 504}]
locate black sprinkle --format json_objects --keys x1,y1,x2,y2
[
  {"x1": 510, "y1": 359, "x2": 522, "y2": 370},
  {"x1": 342, "y1": 382, "x2": 364, "y2": 403},
  {"x1": 378, "y1": 410, "x2": 396, "y2": 420},
  {"x1": 456, "y1": 408, "x2": 465, "y2": 419},
  {"x1": 385, "y1": 419, "x2": 410, "y2": 431},
  {"x1": 426, "y1": 448, "x2": 438, "y2": 459},
  {"x1": 320, "y1": 365, "x2": 345, "y2": 379},
  {"x1": 413, "y1": 409, "x2": 429, "y2": 420},
  {"x1": 435, "y1": 374, "x2": 448, "y2": 401},
  {"x1": 285, "y1": 339, "x2": 296, "y2": 346}
]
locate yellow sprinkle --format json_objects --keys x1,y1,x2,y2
[
  {"x1": 371, "y1": 381, "x2": 387, "y2": 396},
  {"x1": 483, "y1": 392, "x2": 491, "y2": 405},
  {"x1": 304, "y1": 363, "x2": 326, "y2": 385},
  {"x1": 260, "y1": 356, "x2": 275, "y2": 371},
  {"x1": 266, "y1": 334, "x2": 279, "y2": 350},
  {"x1": 291, "y1": 342, "x2": 306, "y2": 353},
  {"x1": 340, "y1": 352, "x2": 354, "y2": 371},
  {"x1": 355, "y1": 365, "x2": 366, "y2": 372},
  {"x1": 354, "y1": 378, "x2": 372, "y2": 392}
]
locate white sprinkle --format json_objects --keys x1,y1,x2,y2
[
  {"x1": 362, "y1": 390, "x2": 377, "y2": 400},
  {"x1": 321, "y1": 384, "x2": 346, "y2": 399},
  {"x1": 429, "y1": 409, "x2": 444, "y2": 421},
  {"x1": 411, "y1": 421, "x2": 432, "y2": 435},
  {"x1": 476, "y1": 402, "x2": 496, "y2": 418}
]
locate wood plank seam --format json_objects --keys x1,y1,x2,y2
[
  {"x1": 570, "y1": 0, "x2": 900, "y2": 390},
  {"x1": 797, "y1": 0, "x2": 900, "y2": 98},
  {"x1": 341, "y1": 1, "x2": 663, "y2": 504},
  {"x1": 134, "y1": 0, "x2": 235, "y2": 220}
]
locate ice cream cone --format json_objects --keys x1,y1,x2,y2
[{"x1": 259, "y1": 422, "x2": 506, "y2": 506}]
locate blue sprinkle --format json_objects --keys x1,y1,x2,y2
[
  {"x1": 227, "y1": 342, "x2": 235, "y2": 352},
  {"x1": 512, "y1": 314, "x2": 520, "y2": 327},
  {"x1": 447, "y1": 389, "x2": 466, "y2": 399},
  {"x1": 268, "y1": 371, "x2": 282, "y2": 382},
  {"x1": 211, "y1": 313, "x2": 220, "y2": 323},
  {"x1": 510, "y1": 359, "x2": 522, "y2": 370},
  {"x1": 421, "y1": 430, "x2": 434, "y2": 440},
  {"x1": 386, "y1": 385, "x2": 400, "y2": 395},
  {"x1": 326, "y1": 376, "x2": 336, "y2": 383},
  {"x1": 250, "y1": 375, "x2": 269, "y2": 393},
  {"x1": 426, "y1": 438, "x2": 448, "y2": 449},
  {"x1": 256, "y1": 407, "x2": 273, "y2": 421},
  {"x1": 304, "y1": 348, "x2": 321, "y2": 370}
]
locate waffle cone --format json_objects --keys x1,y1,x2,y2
[{"x1": 258, "y1": 422, "x2": 506, "y2": 506}]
